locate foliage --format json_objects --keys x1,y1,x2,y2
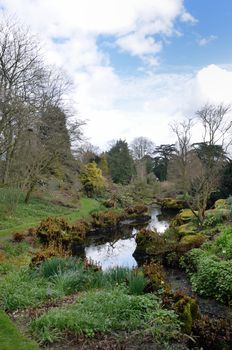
[
  {"x1": 36, "y1": 216, "x2": 89, "y2": 245},
  {"x1": 91, "y1": 210, "x2": 122, "y2": 229},
  {"x1": 192, "y1": 316, "x2": 232, "y2": 350},
  {"x1": 181, "y1": 249, "x2": 232, "y2": 303},
  {"x1": 125, "y1": 204, "x2": 148, "y2": 216},
  {"x1": 107, "y1": 140, "x2": 134, "y2": 185},
  {"x1": 31, "y1": 287, "x2": 180, "y2": 344},
  {"x1": 80, "y1": 162, "x2": 105, "y2": 197},
  {"x1": 153, "y1": 144, "x2": 177, "y2": 181},
  {"x1": 144, "y1": 260, "x2": 170, "y2": 292},
  {"x1": 162, "y1": 291, "x2": 199, "y2": 334},
  {"x1": 213, "y1": 226, "x2": 232, "y2": 259}
]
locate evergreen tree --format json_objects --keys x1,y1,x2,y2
[{"x1": 107, "y1": 140, "x2": 134, "y2": 184}]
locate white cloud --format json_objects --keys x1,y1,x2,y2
[
  {"x1": 2, "y1": 2, "x2": 230, "y2": 150},
  {"x1": 197, "y1": 35, "x2": 217, "y2": 46},
  {"x1": 79, "y1": 65, "x2": 232, "y2": 148}
]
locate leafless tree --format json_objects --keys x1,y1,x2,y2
[
  {"x1": 196, "y1": 103, "x2": 232, "y2": 149},
  {"x1": 169, "y1": 105, "x2": 230, "y2": 225},
  {"x1": 169, "y1": 118, "x2": 193, "y2": 195},
  {"x1": 130, "y1": 136, "x2": 155, "y2": 160}
]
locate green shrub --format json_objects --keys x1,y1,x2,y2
[
  {"x1": 214, "y1": 226, "x2": 232, "y2": 259},
  {"x1": 202, "y1": 212, "x2": 223, "y2": 228},
  {"x1": 31, "y1": 288, "x2": 180, "y2": 344},
  {"x1": 181, "y1": 249, "x2": 232, "y2": 303}
]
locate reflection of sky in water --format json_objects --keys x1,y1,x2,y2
[
  {"x1": 85, "y1": 208, "x2": 169, "y2": 270},
  {"x1": 147, "y1": 207, "x2": 169, "y2": 233},
  {"x1": 85, "y1": 236, "x2": 137, "y2": 270}
]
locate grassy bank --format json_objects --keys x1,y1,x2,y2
[
  {"x1": 0, "y1": 310, "x2": 40, "y2": 350},
  {"x1": 0, "y1": 196, "x2": 102, "y2": 239}
]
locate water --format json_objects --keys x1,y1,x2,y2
[{"x1": 85, "y1": 206, "x2": 169, "y2": 270}]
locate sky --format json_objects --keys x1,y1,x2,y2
[{"x1": 1, "y1": 0, "x2": 232, "y2": 149}]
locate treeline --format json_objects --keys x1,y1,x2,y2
[
  {"x1": 79, "y1": 105, "x2": 232, "y2": 225},
  {"x1": 0, "y1": 16, "x2": 82, "y2": 202}
]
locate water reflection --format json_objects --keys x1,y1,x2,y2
[
  {"x1": 147, "y1": 206, "x2": 169, "y2": 233},
  {"x1": 85, "y1": 207, "x2": 170, "y2": 270}
]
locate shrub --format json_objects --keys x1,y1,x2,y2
[
  {"x1": 202, "y1": 212, "x2": 223, "y2": 228},
  {"x1": 143, "y1": 260, "x2": 170, "y2": 292},
  {"x1": 181, "y1": 249, "x2": 232, "y2": 303},
  {"x1": 35, "y1": 217, "x2": 88, "y2": 245},
  {"x1": 125, "y1": 204, "x2": 148, "y2": 216},
  {"x1": 91, "y1": 210, "x2": 122, "y2": 229},
  {"x1": 192, "y1": 316, "x2": 232, "y2": 350},
  {"x1": 214, "y1": 226, "x2": 232, "y2": 259}
]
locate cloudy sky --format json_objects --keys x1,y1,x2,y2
[{"x1": 1, "y1": 0, "x2": 232, "y2": 149}]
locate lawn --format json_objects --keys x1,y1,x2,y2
[
  {"x1": 0, "y1": 310, "x2": 40, "y2": 350},
  {"x1": 0, "y1": 196, "x2": 102, "y2": 239}
]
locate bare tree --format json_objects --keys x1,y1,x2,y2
[
  {"x1": 130, "y1": 136, "x2": 155, "y2": 160},
  {"x1": 196, "y1": 103, "x2": 232, "y2": 149},
  {"x1": 169, "y1": 119, "x2": 193, "y2": 196},
  {"x1": 169, "y1": 105, "x2": 231, "y2": 225}
]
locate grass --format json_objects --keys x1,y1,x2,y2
[
  {"x1": 0, "y1": 256, "x2": 150, "y2": 311},
  {"x1": 0, "y1": 196, "x2": 102, "y2": 239},
  {"x1": 0, "y1": 310, "x2": 40, "y2": 350},
  {"x1": 31, "y1": 287, "x2": 180, "y2": 344}
]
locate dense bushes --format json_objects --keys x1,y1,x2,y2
[{"x1": 181, "y1": 249, "x2": 232, "y2": 303}]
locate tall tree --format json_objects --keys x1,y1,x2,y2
[
  {"x1": 107, "y1": 140, "x2": 134, "y2": 184},
  {"x1": 153, "y1": 144, "x2": 176, "y2": 181}
]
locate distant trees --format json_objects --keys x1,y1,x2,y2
[
  {"x1": 107, "y1": 140, "x2": 134, "y2": 184},
  {"x1": 169, "y1": 104, "x2": 232, "y2": 225}
]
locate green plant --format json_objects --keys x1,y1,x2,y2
[
  {"x1": 214, "y1": 226, "x2": 232, "y2": 259},
  {"x1": 0, "y1": 187, "x2": 23, "y2": 217},
  {"x1": 31, "y1": 288, "x2": 180, "y2": 344},
  {"x1": 127, "y1": 270, "x2": 148, "y2": 295},
  {"x1": 181, "y1": 249, "x2": 232, "y2": 303}
]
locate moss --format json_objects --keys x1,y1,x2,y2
[
  {"x1": 176, "y1": 222, "x2": 197, "y2": 238},
  {"x1": 214, "y1": 199, "x2": 228, "y2": 209},
  {"x1": 171, "y1": 209, "x2": 195, "y2": 227},
  {"x1": 157, "y1": 197, "x2": 187, "y2": 210},
  {"x1": 178, "y1": 234, "x2": 206, "y2": 253},
  {"x1": 163, "y1": 291, "x2": 199, "y2": 334}
]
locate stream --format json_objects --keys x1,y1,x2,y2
[
  {"x1": 83, "y1": 205, "x2": 231, "y2": 320},
  {"x1": 85, "y1": 206, "x2": 169, "y2": 270}
]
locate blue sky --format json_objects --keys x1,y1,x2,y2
[{"x1": 1, "y1": 0, "x2": 232, "y2": 148}]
